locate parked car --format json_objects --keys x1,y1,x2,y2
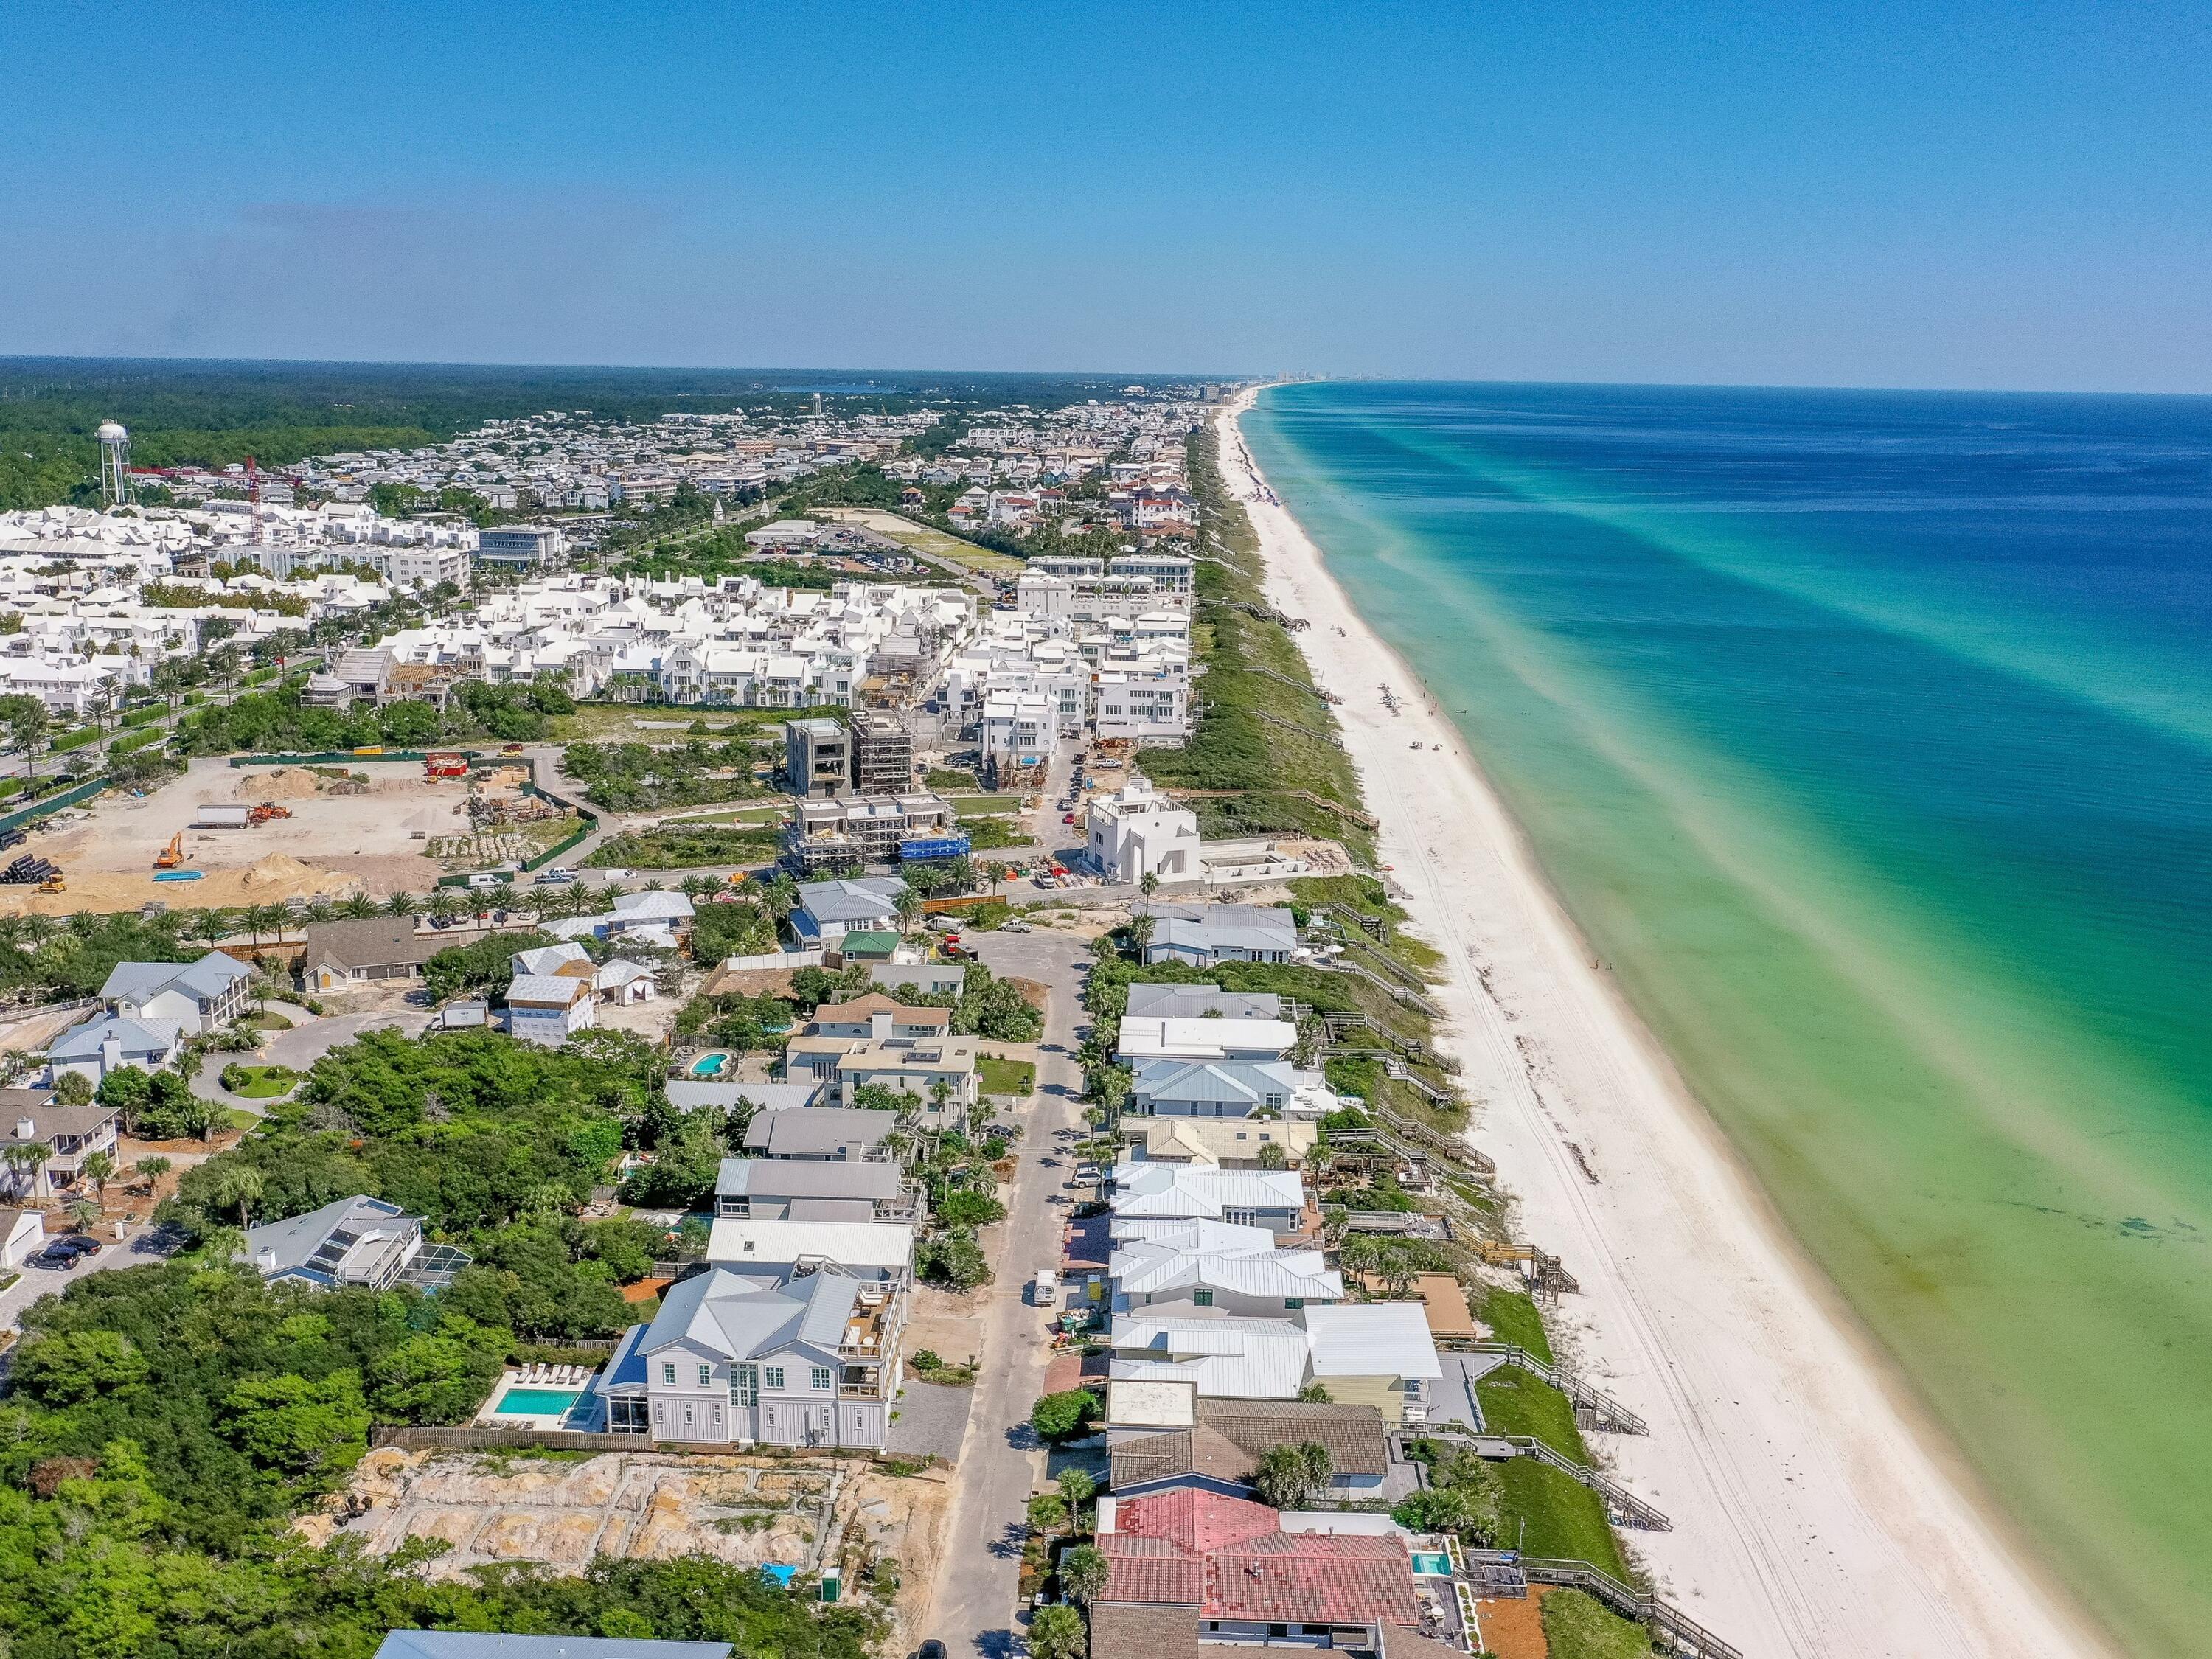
[
  {"x1": 1031, "y1": 1268, "x2": 1060, "y2": 1305},
  {"x1": 38, "y1": 1235, "x2": 101, "y2": 1266},
  {"x1": 998, "y1": 919, "x2": 1032, "y2": 933},
  {"x1": 465, "y1": 873, "x2": 501, "y2": 890},
  {"x1": 536, "y1": 867, "x2": 578, "y2": 884}
]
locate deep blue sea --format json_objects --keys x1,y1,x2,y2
[{"x1": 1244, "y1": 380, "x2": 2212, "y2": 1657}]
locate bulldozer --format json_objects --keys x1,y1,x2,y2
[
  {"x1": 247, "y1": 802, "x2": 295, "y2": 826},
  {"x1": 154, "y1": 832, "x2": 184, "y2": 870},
  {"x1": 36, "y1": 874, "x2": 64, "y2": 894}
]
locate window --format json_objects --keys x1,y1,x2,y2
[
  {"x1": 683, "y1": 1401, "x2": 694, "y2": 1426},
  {"x1": 1286, "y1": 1298, "x2": 1304, "y2": 1310},
  {"x1": 1192, "y1": 1289, "x2": 1214, "y2": 1307},
  {"x1": 764, "y1": 1366, "x2": 786, "y2": 1389},
  {"x1": 698, "y1": 1363, "x2": 713, "y2": 1387},
  {"x1": 733, "y1": 1364, "x2": 758, "y2": 1406},
  {"x1": 662, "y1": 1363, "x2": 676, "y2": 1385},
  {"x1": 811, "y1": 1366, "x2": 834, "y2": 1391}
]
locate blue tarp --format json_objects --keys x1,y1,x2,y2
[{"x1": 899, "y1": 835, "x2": 970, "y2": 860}]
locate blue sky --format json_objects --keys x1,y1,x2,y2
[{"x1": 5, "y1": 0, "x2": 2209, "y2": 390}]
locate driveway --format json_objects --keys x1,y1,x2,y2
[
  {"x1": 260, "y1": 1005, "x2": 431, "y2": 1071},
  {"x1": 922, "y1": 928, "x2": 1090, "y2": 1656},
  {"x1": 0, "y1": 1222, "x2": 181, "y2": 1333}
]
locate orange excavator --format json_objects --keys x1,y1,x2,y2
[
  {"x1": 247, "y1": 802, "x2": 294, "y2": 826},
  {"x1": 154, "y1": 832, "x2": 184, "y2": 869}
]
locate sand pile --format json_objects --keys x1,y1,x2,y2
[
  {"x1": 241, "y1": 852, "x2": 320, "y2": 890},
  {"x1": 235, "y1": 768, "x2": 322, "y2": 801}
]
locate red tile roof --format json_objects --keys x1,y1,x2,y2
[{"x1": 1099, "y1": 1492, "x2": 1421, "y2": 1628}]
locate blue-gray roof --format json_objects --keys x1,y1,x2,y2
[
  {"x1": 715, "y1": 1158, "x2": 902, "y2": 1202},
  {"x1": 795, "y1": 877, "x2": 907, "y2": 925},
  {"x1": 375, "y1": 1633, "x2": 731, "y2": 1659},
  {"x1": 637, "y1": 1265, "x2": 858, "y2": 1363},
  {"x1": 665, "y1": 1079, "x2": 821, "y2": 1115},
  {"x1": 49, "y1": 1014, "x2": 175, "y2": 1062},
  {"x1": 98, "y1": 952, "x2": 250, "y2": 1004},
  {"x1": 1124, "y1": 982, "x2": 1283, "y2": 1020},
  {"x1": 1147, "y1": 905, "x2": 1298, "y2": 956}
]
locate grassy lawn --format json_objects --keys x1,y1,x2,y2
[
  {"x1": 240, "y1": 1010, "x2": 293, "y2": 1033},
  {"x1": 844, "y1": 511, "x2": 1027, "y2": 574},
  {"x1": 551, "y1": 703, "x2": 793, "y2": 742},
  {"x1": 1478, "y1": 1284, "x2": 1554, "y2": 1362},
  {"x1": 585, "y1": 826, "x2": 785, "y2": 869},
  {"x1": 1541, "y1": 1587, "x2": 1655, "y2": 1658},
  {"x1": 224, "y1": 1107, "x2": 262, "y2": 1133},
  {"x1": 1476, "y1": 1368, "x2": 1592, "y2": 1464},
  {"x1": 978, "y1": 1056, "x2": 1037, "y2": 1096},
  {"x1": 961, "y1": 816, "x2": 1029, "y2": 850},
  {"x1": 220, "y1": 1063, "x2": 299, "y2": 1098},
  {"x1": 950, "y1": 793, "x2": 1023, "y2": 815},
  {"x1": 928, "y1": 768, "x2": 983, "y2": 792},
  {"x1": 662, "y1": 804, "x2": 788, "y2": 827},
  {"x1": 1495, "y1": 1458, "x2": 1629, "y2": 1577}
]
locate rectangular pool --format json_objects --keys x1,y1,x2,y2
[
  {"x1": 496, "y1": 1388, "x2": 582, "y2": 1416},
  {"x1": 1410, "y1": 1551, "x2": 1452, "y2": 1577}
]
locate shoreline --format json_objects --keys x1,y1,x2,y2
[{"x1": 1220, "y1": 388, "x2": 2116, "y2": 1659}]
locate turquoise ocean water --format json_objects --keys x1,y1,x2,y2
[{"x1": 1244, "y1": 381, "x2": 2212, "y2": 1658}]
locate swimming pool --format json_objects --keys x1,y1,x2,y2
[
  {"x1": 1410, "y1": 1551, "x2": 1452, "y2": 1577},
  {"x1": 496, "y1": 1388, "x2": 582, "y2": 1416},
  {"x1": 692, "y1": 1053, "x2": 728, "y2": 1077}
]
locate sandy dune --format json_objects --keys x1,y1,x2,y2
[{"x1": 1222, "y1": 392, "x2": 2111, "y2": 1659}]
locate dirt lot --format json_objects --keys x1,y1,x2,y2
[
  {"x1": 313, "y1": 1447, "x2": 950, "y2": 1643},
  {"x1": 0, "y1": 759, "x2": 470, "y2": 913}
]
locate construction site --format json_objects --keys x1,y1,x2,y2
[
  {"x1": 311, "y1": 1444, "x2": 950, "y2": 1647},
  {"x1": 0, "y1": 758, "x2": 474, "y2": 913}
]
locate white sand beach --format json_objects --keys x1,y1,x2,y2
[{"x1": 1220, "y1": 390, "x2": 2113, "y2": 1659}]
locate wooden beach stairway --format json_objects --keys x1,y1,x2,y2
[
  {"x1": 1439, "y1": 1338, "x2": 1646, "y2": 1436},
  {"x1": 1458, "y1": 1550, "x2": 1746, "y2": 1659}
]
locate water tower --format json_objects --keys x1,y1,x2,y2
[{"x1": 97, "y1": 420, "x2": 131, "y2": 507}]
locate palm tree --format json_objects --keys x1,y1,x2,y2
[
  {"x1": 894, "y1": 885, "x2": 923, "y2": 935},
  {"x1": 78, "y1": 1149, "x2": 116, "y2": 1202},
  {"x1": 67, "y1": 909, "x2": 98, "y2": 939},
  {"x1": 385, "y1": 890, "x2": 424, "y2": 920},
  {"x1": 207, "y1": 1162, "x2": 265, "y2": 1228},
  {"x1": 304, "y1": 897, "x2": 336, "y2": 925},
  {"x1": 485, "y1": 881, "x2": 518, "y2": 917},
  {"x1": 338, "y1": 892, "x2": 380, "y2": 920},
  {"x1": 1055, "y1": 1467, "x2": 1096, "y2": 1529},
  {"x1": 133, "y1": 1155, "x2": 172, "y2": 1193},
  {"x1": 1059, "y1": 1543, "x2": 1109, "y2": 1606},
  {"x1": 18, "y1": 912, "x2": 54, "y2": 949},
  {"x1": 65, "y1": 1197, "x2": 102, "y2": 1234},
  {"x1": 1126, "y1": 913, "x2": 1155, "y2": 957},
  {"x1": 1138, "y1": 868, "x2": 1159, "y2": 914},
  {"x1": 425, "y1": 888, "x2": 464, "y2": 925},
  {"x1": 1, "y1": 1139, "x2": 54, "y2": 1197},
  {"x1": 1251, "y1": 1441, "x2": 1332, "y2": 1509}
]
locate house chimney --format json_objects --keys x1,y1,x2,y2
[
  {"x1": 254, "y1": 1248, "x2": 276, "y2": 1271},
  {"x1": 13, "y1": 1116, "x2": 33, "y2": 1140},
  {"x1": 870, "y1": 1010, "x2": 892, "y2": 1039}
]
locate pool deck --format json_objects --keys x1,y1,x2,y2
[{"x1": 476, "y1": 1369, "x2": 602, "y2": 1430}]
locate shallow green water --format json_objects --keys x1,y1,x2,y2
[{"x1": 1246, "y1": 381, "x2": 2212, "y2": 1657}]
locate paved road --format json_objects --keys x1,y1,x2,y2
[
  {"x1": 923, "y1": 928, "x2": 1091, "y2": 1658},
  {"x1": 0, "y1": 1223, "x2": 181, "y2": 1333}
]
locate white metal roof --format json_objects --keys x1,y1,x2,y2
[
  {"x1": 706, "y1": 1216, "x2": 914, "y2": 1272},
  {"x1": 1301, "y1": 1303, "x2": 1443, "y2": 1380}
]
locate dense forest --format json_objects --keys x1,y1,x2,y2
[
  {"x1": 0, "y1": 358, "x2": 1151, "y2": 511},
  {"x1": 173, "y1": 681, "x2": 572, "y2": 757},
  {"x1": 0, "y1": 1019, "x2": 886, "y2": 1659}
]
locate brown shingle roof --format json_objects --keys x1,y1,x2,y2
[
  {"x1": 1088, "y1": 1601, "x2": 1203, "y2": 1659},
  {"x1": 301, "y1": 917, "x2": 443, "y2": 972},
  {"x1": 1196, "y1": 1399, "x2": 1391, "y2": 1479}
]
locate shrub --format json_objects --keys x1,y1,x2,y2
[{"x1": 1030, "y1": 1388, "x2": 1100, "y2": 1444}]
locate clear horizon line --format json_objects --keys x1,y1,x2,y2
[{"x1": 2, "y1": 352, "x2": 2208, "y2": 402}]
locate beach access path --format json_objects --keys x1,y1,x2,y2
[{"x1": 1221, "y1": 391, "x2": 2112, "y2": 1659}]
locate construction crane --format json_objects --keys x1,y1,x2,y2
[{"x1": 154, "y1": 832, "x2": 184, "y2": 869}]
